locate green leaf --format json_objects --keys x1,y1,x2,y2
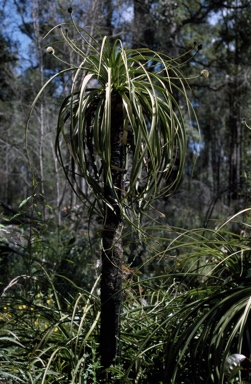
[{"x1": 18, "y1": 196, "x2": 31, "y2": 208}]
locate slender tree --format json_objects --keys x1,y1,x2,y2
[{"x1": 28, "y1": 8, "x2": 201, "y2": 375}]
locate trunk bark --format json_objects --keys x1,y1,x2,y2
[{"x1": 100, "y1": 95, "x2": 125, "y2": 372}]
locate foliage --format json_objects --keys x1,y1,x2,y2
[
  {"x1": 25, "y1": 13, "x2": 203, "y2": 221},
  {"x1": 1, "y1": 205, "x2": 251, "y2": 383},
  {"x1": 0, "y1": 198, "x2": 100, "y2": 382},
  {"x1": 0, "y1": 275, "x2": 101, "y2": 383}
]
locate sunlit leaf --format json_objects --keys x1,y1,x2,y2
[
  {"x1": 18, "y1": 196, "x2": 31, "y2": 208},
  {"x1": 224, "y1": 354, "x2": 247, "y2": 380}
]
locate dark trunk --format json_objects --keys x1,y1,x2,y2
[
  {"x1": 227, "y1": 77, "x2": 242, "y2": 204},
  {"x1": 133, "y1": 0, "x2": 154, "y2": 49},
  {"x1": 104, "y1": 0, "x2": 113, "y2": 38},
  {"x1": 100, "y1": 95, "x2": 125, "y2": 373}
]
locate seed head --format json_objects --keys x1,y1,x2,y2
[
  {"x1": 201, "y1": 69, "x2": 209, "y2": 78},
  {"x1": 46, "y1": 46, "x2": 55, "y2": 55}
]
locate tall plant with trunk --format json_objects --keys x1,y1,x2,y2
[{"x1": 27, "y1": 9, "x2": 201, "y2": 375}]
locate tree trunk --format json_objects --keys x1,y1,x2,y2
[
  {"x1": 133, "y1": 0, "x2": 154, "y2": 48},
  {"x1": 100, "y1": 95, "x2": 125, "y2": 372},
  {"x1": 227, "y1": 76, "x2": 242, "y2": 204},
  {"x1": 31, "y1": 0, "x2": 45, "y2": 216}
]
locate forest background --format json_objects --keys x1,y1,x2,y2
[
  {"x1": 2, "y1": 0, "x2": 251, "y2": 230},
  {"x1": 1, "y1": 0, "x2": 251, "y2": 383}
]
